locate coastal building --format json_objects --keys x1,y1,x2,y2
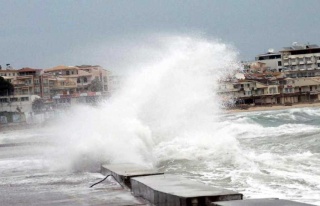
[
  {"x1": 280, "y1": 43, "x2": 320, "y2": 78},
  {"x1": 0, "y1": 69, "x2": 19, "y2": 77},
  {"x1": 44, "y1": 65, "x2": 110, "y2": 96},
  {"x1": 0, "y1": 94, "x2": 40, "y2": 113},
  {"x1": 222, "y1": 43, "x2": 320, "y2": 108},
  {"x1": 254, "y1": 51, "x2": 283, "y2": 72},
  {"x1": 43, "y1": 65, "x2": 111, "y2": 107},
  {"x1": 76, "y1": 65, "x2": 110, "y2": 92}
]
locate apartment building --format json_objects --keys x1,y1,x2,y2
[
  {"x1": 281, "y1": 44, "x2": 320, "y2": 77},
  {"x1": 76, "y1": 65, "x2": 110, "y2": 92},
  {"x1": 44, "y1": 65, "x2": 110, "y2": 95}
]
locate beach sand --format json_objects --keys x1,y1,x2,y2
[{"x1": 226, "y1": 102, "x2": 320, "y2": 113}]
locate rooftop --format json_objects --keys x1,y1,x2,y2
[{"x1": 281, "y1": 44, "x2": 320, "y2": 52}]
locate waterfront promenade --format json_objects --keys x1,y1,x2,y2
[{"x1": 0, "y1": 129, "x2": 147, "y2": 206}]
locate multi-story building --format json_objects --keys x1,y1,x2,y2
[
  {"x1": 44, "y1": 65, "x2": 110, "y2": 95},
  {"x1": 76, "y1": 65, "x2": 110, "y2": 92},
  {"x1": 254, "y1": 51, "x2": 283, "y2": 72},
  {"x1": 0, "y1": 69, "x2": 19, "y2": 80},
  {"x1": 281, "y1": 44, "x2": 320, "y2": 78}
]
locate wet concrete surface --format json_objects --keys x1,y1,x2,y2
[
  {"x1": 211, "y1": 198, "x2": 316, "y2": 206},
  {"x1": 0, "y1": 131, "x2": 147, "y2": 206}
]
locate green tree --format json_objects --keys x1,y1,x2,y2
[
  {"x1": 0, "y1": 77, "x2": 14, "y2": 96},
  {"x1": 88, "y1": 78, "x2": 103, "y2": 92},
  {"x1": 32, "y1": 98, "x2": 45, "y2": 113}
]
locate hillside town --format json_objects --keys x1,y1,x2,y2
[
  {"x1": 0, "y1": 64, "x2": 118, "y2": 125},
  {"x1": 1, "y1": 42, "x2": 320, "y2": 125},
  {"x1": 220, "y1": 43, "x2": 320, "y2": 108}
]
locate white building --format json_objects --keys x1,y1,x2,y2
[
  {"x1": 0, "y1": 95, "x2": 40, "y2": 113},
  {"x1": 280, "y1": 44, "x2": 320, "y2": 77},
  {"x1": 254, "y1": 51, "x2": 283, "y2": 72}
]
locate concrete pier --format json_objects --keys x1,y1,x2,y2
[
  {"x1": 211, "y1": 198, "x2": 316, "y2": 206},
  {"x1": 131, "y1": 174, "x2": 243, "y2": 206},
  {"x1": 101, "y1": 164, "x2": 317, "y2": 206},
  {"x1": 101, "y1": 163, "x2": 164, "y2": 188}
]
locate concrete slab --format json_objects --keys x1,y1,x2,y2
[
  {"x1": 131, "y1": 174, "x2": 243, "y2": 206},
  {"x1": 211, "y1": 198, "x2": 316, "y2": 206},
  {"x1": 101, "y1": 163, "x2": 164, "y2": 188}
]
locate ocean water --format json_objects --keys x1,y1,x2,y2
[
  {"x1": 1, "y1": 108, "x2": 319, "y2": 205},
  {"x1": 1, "y1": 35, "x2": 319, "y2": 205},
  {"x1": 158, "y1": 108, "x2": 320, "y2": 205}
]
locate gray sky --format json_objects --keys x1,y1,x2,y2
[{"x1": 1, "y1": 0, "x2": 320, "y2": 73}]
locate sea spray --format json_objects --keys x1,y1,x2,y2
[{"x1": 49, "y1": 35, "x2": 242, "y2": 172}]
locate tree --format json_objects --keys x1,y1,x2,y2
[
  {"x1": 88, "y1": 78, "x2": 103, "y2": 92},
  {"x1": 0, "y1": 77, "x2": 14, "y2": 96},
  {"x1": 32, "y1": 98, "x2": 45, "y2": 113}
]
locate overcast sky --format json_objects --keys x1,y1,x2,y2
[{"x1": 1, "y1": 0, "x2": 320, "y2": 73}]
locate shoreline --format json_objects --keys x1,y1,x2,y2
[{"x1": 226, "y1": 102, "x2": 320, "y2": 113}]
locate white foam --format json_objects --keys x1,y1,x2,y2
[{"x1": 49, "y1": 35, "x2": 240, "y2": 171}]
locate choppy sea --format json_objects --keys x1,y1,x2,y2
[{"x1": 1, "y1": 107, "x2": 319, "y2": 205}]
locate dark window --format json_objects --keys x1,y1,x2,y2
[{"x1": 278, "y1": 61, "x2": 282, "y2": 66}]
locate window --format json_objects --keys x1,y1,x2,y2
[
  {"x1": 269, "y1": 87, "x2": 277, "y2": 94},
  {"x1": 0, "y1": 98, "x2": 8, "y2": 103},
  {"x1": 278, "y1": 61, "x2": 282, "y2": 66},
  {"x1": 21, "y1": 97, "x2": 29, "y2": 101},
  {"x1": 10, "y1": 98, "x2": 18, "y2": 102}
]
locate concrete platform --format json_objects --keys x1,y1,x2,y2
[
  {"x1": 131, "y1": 174, "x2": 243, "y2": 206},
  {"x1": 211, "y1": 198, "x2": 316, "y2": 206},
  {"x1": 100, "y1": 163, "x2": 164, "y2": 188}
]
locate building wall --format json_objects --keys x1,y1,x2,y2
[
  {"x1": 282, "y1": 53, "x2": 320, "y2": 71},
  {"x1": 0, "y1": 95, "x2": 40, "y2": 113}
]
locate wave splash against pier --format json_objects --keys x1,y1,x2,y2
[{"x1": 52, "y1": 34, "x2": 240, "y2": 171}]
